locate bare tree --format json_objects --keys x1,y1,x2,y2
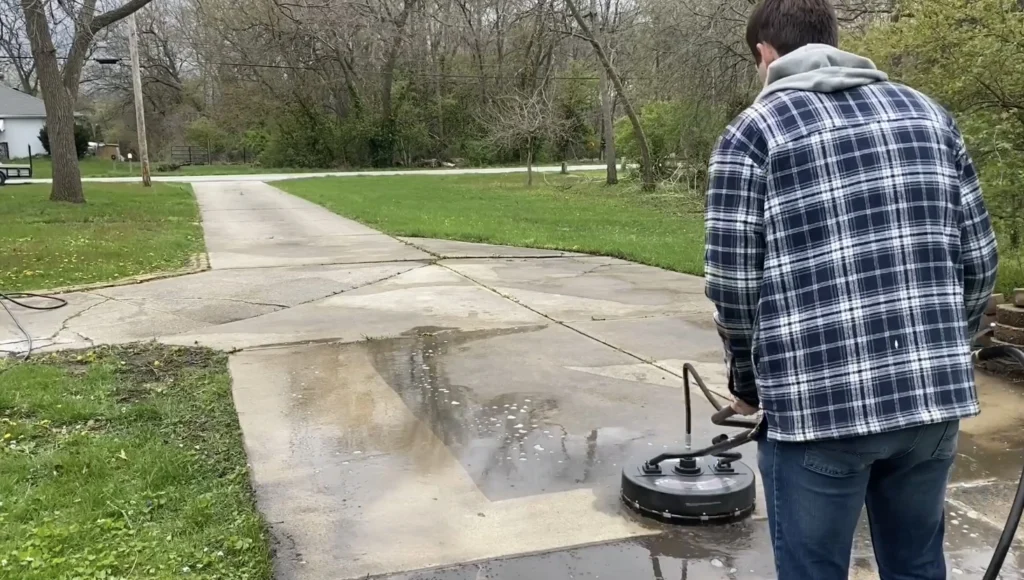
[
  {"x1": 20, "y1": 0, "x2": 157, "y2": 203},
  {"x1": 0, "y1": 0, "x2": 37, "y2": 94},
  {"x1": 483, "y1": 89, "x2": 569, "y2": 186},
  {"x1": 589, "y1": 0, "x2": 620, "y2": 184},
  {"x1": 563, "y1": 0, "x2": 654, "y2": 190}
]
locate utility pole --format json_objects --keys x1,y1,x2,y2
[
  {"x1": 127, "y1": 13, "x2": 151, "y2": 187},
  {"x1": 589, "y1": 0, "x2": 616, "y2": 184}
]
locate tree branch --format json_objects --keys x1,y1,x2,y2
[{"x1": 90, "y1": 0, "x2": 157, "y2": 34}]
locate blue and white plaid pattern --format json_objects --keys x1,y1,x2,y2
[{"x1": 705, "y1": 81, "x2": 999, "y2": 442}]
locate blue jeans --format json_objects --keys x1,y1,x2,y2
[{"x1": 758, "y1": 420, "x2": 960, "y2": 580}]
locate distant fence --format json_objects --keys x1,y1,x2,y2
[
  {"x1": 169, "y1": 145, "x2": 255, "y2": 165},
  {"x1": 170, "y1": 146, "x2": 211, "y2": 166}
]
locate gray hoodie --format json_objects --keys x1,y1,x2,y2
[{"x1": 757, "y1": 43, "x2": 889, "y2": 101}]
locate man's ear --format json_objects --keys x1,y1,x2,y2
[{"x1": 757, "y1": 42, "x2": 779, "y2": 67}]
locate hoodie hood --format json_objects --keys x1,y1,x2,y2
[{"x1": 757, "y1": 44, "x2": 888, "y2": 100}]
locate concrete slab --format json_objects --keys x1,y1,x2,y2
[
  {"x1": 570, "y1": 315, "x2": 725, "y2": 362},
  {"x1": 193, "y1": 182, "x2": 430, "y2": 269},
  {"x1": 164, "y1": 265, "x2": 549, "y2": 350},
  {"x1": 443, "y1": 257, "x2": 713, "y2": 322},
  {"x1": 945, "y1": 372, "x2": 1024, "y2": 543},
  {"x1": 377, "y1": 522, "x2": 1021, "y2": 580},
  {"x1": 0, "y1": 292, "x2": 106, "y2": 354},
  {"x1": 205, "y1": 234, "x2": 427, "y2": 270},
  {"x1": 59, "y1": 297, "x2": 206, "y2": 345},
  {"x1": 227, "y1": 325, "x2": 747, "y2": 580},
  {"x1": 6, "y1": 180, "x2": 1024, "y2": 579},
  {"x1": 400, "y1": 237, "x2": 587, "y2": 259},
  {"x1": 94, "y1": 262, "x2": 421, "y2": 309},
  {"x1": 227, "y1": 324, "x2": 1020, "y2": 580},
  {"x1": 0, "y1": 263, "x2": 426, "y2": 354}
]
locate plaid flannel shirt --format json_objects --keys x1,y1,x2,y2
[{"x1": 705, "y1": 81, "x2": 999, "y2": 442}]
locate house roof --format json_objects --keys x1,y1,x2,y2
[{"x1": 0, "y1": 84, "x2": 46, "y2": 118}]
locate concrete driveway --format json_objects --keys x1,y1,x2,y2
[{"x1": 2, "y1": 181, "x2": 1023, "y2": 579}]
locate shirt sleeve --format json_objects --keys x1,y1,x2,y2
[
  {"x1": 704, "y1": 128, "x2": 767, "y2": 407},
  {"x1": 954, "y1": 135, "x2": 999, "y2": 339}
]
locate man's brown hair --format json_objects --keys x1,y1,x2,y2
[{"x1": 746, "y1": 0, "x2": 839, "y2": 64}]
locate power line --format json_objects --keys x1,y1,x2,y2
[
  {"x1": 0, "y1": 54, "x2": 677, "y2": 81},
  {"x1": 0, "y1": 54, "x2": 615, "y2": 80}
]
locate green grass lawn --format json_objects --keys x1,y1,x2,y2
[
  {"x1": 0, "y1": 183, "x2": 203, "y2": 292},
  {"x1": 0, "y1": 344, "x2": 272, "y2": 578},
  {"x1": 279, "y1": 173, "x2": 708, "y2": 276},
  {"x1": 278, "y1": 172, "x2": 1024, "y2": 295}
]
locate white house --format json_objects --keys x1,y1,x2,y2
[{"x1": 0, "y1": 85, "x2": 47, "y2": 160}]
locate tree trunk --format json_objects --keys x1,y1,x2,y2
[
  {"x1": 20, "y1": 0, "x2": 84, "y2": 203},
  {"x1": 377, "y1": 0, "x2": 418, "y2": 168},
  {"x1": 600, "y1": 66, "x2": 617, "y2": 185},
  {"x1": 526, "y1": 141, "x2": 534, "y2": 187},
  {"x1": 565, "y1": 0, "x2": 653, "y2": 190},
  {"x1": 21, "y1": 0, "x2": 156, "y2": 203},
  {"x1": 46, "y1": 95, "x2": 85, "y2": 203},
  {"x1": 590, "y1": 0, "x2": 617, "y2": 185}
]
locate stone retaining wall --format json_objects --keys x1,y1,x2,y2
[{"x1": 978, "y1": 290, "x2": 1024, "y2": 378}]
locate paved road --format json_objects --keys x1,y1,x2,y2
[
  {"x1": 2, "y1": 181, "x2": 1022, "y2": 580},
  {"x1": 7, "y1": 164, "x2": 605, "y2": 185}
]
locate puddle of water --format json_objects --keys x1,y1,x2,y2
[{"x1": 362, "y1": 326, "x2": 667, "y2": 500}]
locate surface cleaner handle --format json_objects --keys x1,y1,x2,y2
[
  {"x1": 711, "y1": 403, "x2": 761, "y2": 429},
  {"x1": 711, "y1": 405, "x2": 737, "y2": 425}
]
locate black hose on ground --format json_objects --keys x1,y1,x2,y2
[{"x1": 0, "y1": 291, "x2": 68, "y2": 360}]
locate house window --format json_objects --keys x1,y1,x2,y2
[{"x1": 0, "y1": 142, "x2": 9, "y2": 162}]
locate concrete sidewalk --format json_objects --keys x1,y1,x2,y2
[{"x1": 2, "y1": 181, "x2": 1022, "y2": 580}]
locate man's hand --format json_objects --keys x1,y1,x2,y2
[{"x1": 731, "y1": 399, "x2": 759, "y2": 416}]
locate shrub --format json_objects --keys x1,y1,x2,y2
[
  {"x1": 155, "y1": 162, "x2": 182, "y2": 172},
  {"x1": 38, "y1": 123, "x2": 91, "y2": 159},
  {"x1": 261, "y1": 107, "x2": 341, "y2": 168},
  {"x1": 615, "y1": 100, "x2": 730, "y2": 180}
]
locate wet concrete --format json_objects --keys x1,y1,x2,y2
[
  {"x1": 228, "y1": 327, "x2": 747, "y2": 579},
  {"x1": 378, "y1": 521, "x2": 1021, "y2": 580},
  {"x1": 230, "y1": 328, "x2": 1024, "y2": 580},
  {"x1": 6, "y1": 181, "x2": 1024, "y2": 579},
  {"x1": 948, "y1": 371, "x2": 1024, "y2": 539}
]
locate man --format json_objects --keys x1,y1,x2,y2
[{"x1": 704, "y1": 0, "x2": 1000, "y2": 578}]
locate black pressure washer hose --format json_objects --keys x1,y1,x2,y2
[
  {"x1": 0, "y1": 291, "x2": 68, "y2": 360},
  {"x1": 654, "y1": 346, "x2": 1024, "y2": 578},
  {"x1": 975, "y1": 344, "x2": 1024, "y2": 580}
]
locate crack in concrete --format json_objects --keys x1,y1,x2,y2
[
  {"x1": 66, "y1": 329, "x2": 95, "y2": 347},
  {"x1": 88, "y1": 293, "x2": 211, "y2": 325},
  {"x1": 151, "y1": 263, "x2": 433, "y2": 348},
  {"x1": 391, "y1": 237, "x2": 442, "y2": 259},
  {"x1": 573, "y1": 262, "x2": 613, "y2": 278},
  {"x1": 436, "y1": 262, "x2": 724, "y2": 398},
  {"x1": 209, "y1": 257, "x2": 432, "y2": 271},
  {"x1": 104, "y1": 296, "x2": 292, "y2": 309},
  {"x1": 52, "y1": 295, "x2": 112, "y2": 340}
]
